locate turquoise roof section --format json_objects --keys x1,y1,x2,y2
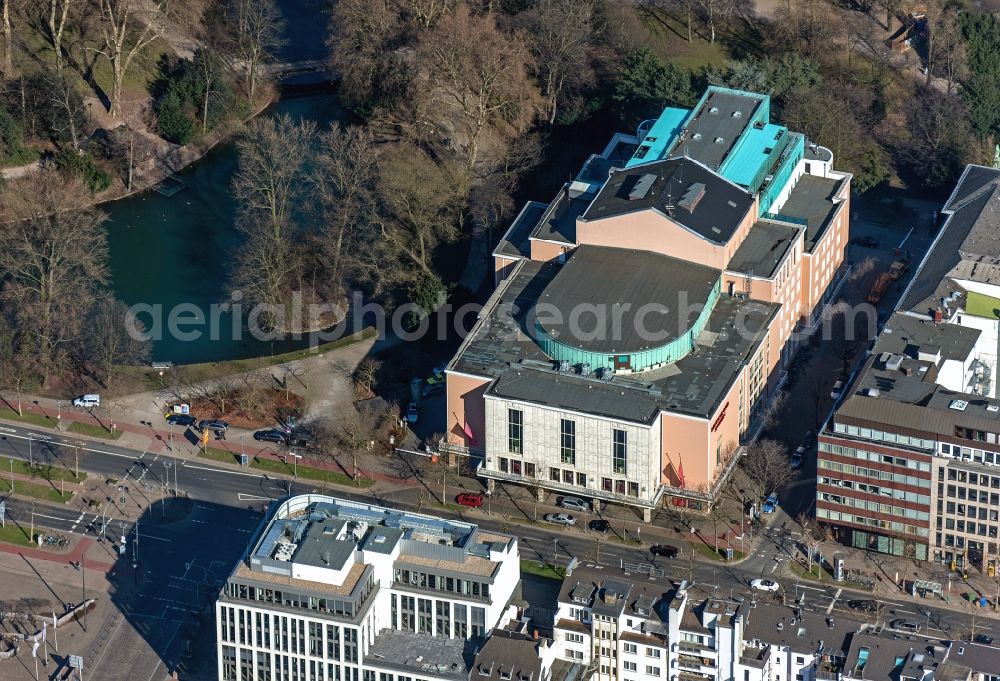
[
  {"x1": 720, "y1": 123, "x2": 787, "y2": 189},
  {"x1": 625, "y1": 107, "x2": 690, "y2": 168}
]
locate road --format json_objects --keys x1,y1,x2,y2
[{"x1": 0, "y1": 421, "x2": 996, "y2": 679}]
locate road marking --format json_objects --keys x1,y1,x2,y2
[
  {"x1": 32, "y1": 512, "x2": 74, "y2": 523},
  {"x1": 826, "y1": 588, "x2": 843, "y2": 614},
  {"x1": 138, "y1": 533, "x2": 171, "y2": 542},
  {"x1": 181, "y1": 461, "x2": 264, "y2": 478},
  {"x1": 799, "y1": 585, "x2": 826, "y2": 592}
]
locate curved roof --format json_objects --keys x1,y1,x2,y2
[{"x1": 535, "y1": 245, "x2": 720, "y2": 355}]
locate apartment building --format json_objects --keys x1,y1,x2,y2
[
  {"x1": 214, "y1": 495, "x2": 520, "y2": 681},
  {"x1": 548, "y1": 566, "x2": 863, "y2": 681},
  {"x1": 817, "y1": 166, "x2": 1000, "y2": 570},
  {"x1": 447, "y1": 85, "x2": 853, "y2": 514}
]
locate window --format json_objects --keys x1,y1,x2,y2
[
  {"x1": 645, "y1": 648, "x2": 661, "y2": 658},
  {"x1": 645, "y1": 666, "x2": 660, "y2": 676},
  {"x1": 624, "y1": 644, "x2": 637, "y2": 654},
  {"x1": 564, "y1": 469, "x2": 574, "y2": 484},
  {"x1": 624, "y1": 662, "x2": 637, "y2": 672},
  {"x1": 508, "y1": 409, "x2": 523, "y2": 454},
  {"x1": 577, "y1": 472, "x2": 587, "y2": 487},
  {"x1": 566, "y1": 633, "x2": 584, "y2": 644},
  {"x1": 561, "y1": 419, "x2": 576, "y2": 464},
  {"x1": 613, "y1": 429, "x2": 628, "y2": 475},
  {"x1": 550, "y1": 468, "x2": 560, "y2": 482}
]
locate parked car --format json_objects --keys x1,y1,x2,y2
[
  {"x1": 889, "y1": 619, "x2": 921, "y2": 633},
  {"x1": 558, "y1": 496, "x2": 590, "y2": 512},
  {"x1": 198, "y1": 419, "x2": 230, "y2": 432},
  {"x1": 406, "y1": 402, "x2": 419, "y2": 424},
  {"x1": 165, "y1": 413, "x2": 196, "y2": 427},
  {"x1": 791, "y1": 446, "x2": 804, "y2": 469},
  {"x1": 543, "y1": 513, "x2": 576, "y2": 526},
  {"x1": 853, "y1": 236, "x2": 880, "y2": 248},
  {"x1": 750, "y1": 578, "x2": 780, "y2": 592},
  {"x1": 763, "y1": 493, "x2": 779, "y2": 513},
  {"x1": 589, "y1": 519, "x2": 610, "y2": 533},
  {"x1": 971, "y1": 634, "x2": 994, "y2": 645},
  {"x1": 830, "y1": 380, "x2": 844, "y2": 400},
  {"x1": 72, "y1": 394, "x2": 100, "y2": 408},
  {"x1": 456, "y1": 493, "x2": 484, "y2": 508},
  {"x1": 650, "y1": 544, "x2": 679, "y2": 558},
  {"x1": 254, "y1": 429, "x2": 287, "y2": 444}
]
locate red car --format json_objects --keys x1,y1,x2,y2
[{"x1": 456, "y1": 493, "x2": 484, "y2": 508}]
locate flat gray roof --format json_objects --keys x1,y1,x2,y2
[
  {"x1": 727, "y1": 220, "x2": 800, "y2": 278},
  {"x1": 453, "y1": 260, "x2": 777, "y2": 419},
  {"x1": 582, "y1": 157, "x2": 754, "y2": 245},
  {"x1": 671, "y1": 90, "x2": 763, "y2": 170},
  {"x1": 536, "y1": 245, "x2": 720, "y2": 354},
  {"x1": 775, "y1": 174, "x2": 845, "y2": 251},
  {"x1": 741, "y1": 603, "x2": 861, "y2": 655},
  {"x1": 367, "y1": 629, "x2": 473, "y2": 681},
  {"x1": 495, "y1": 202, "x2": 546, "y2": 259},
  {"x1": 901, "y1": 165, "x2": 1000, "y2": 316},
  {"x1": 530, "y1": 186, "x2": 586, "y2": 244},
  {"x1": 295, "y1": 518, "x2": 355, "y2": 570}
]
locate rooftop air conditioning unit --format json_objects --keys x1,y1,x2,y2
[{"x1": 950, "y1": 399, "x2": 969, "y2": 411}]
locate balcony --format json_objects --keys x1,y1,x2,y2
[{"x1": 673, "y1": 642, "x2": 716, "y2": 656}]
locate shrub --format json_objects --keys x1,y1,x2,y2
[
  {"x1": 156, "y1": 89, "x2": 195, "y2": 144},
  {"x1": 0, "y1": 105, "x2": 24, "y2": 162},
  {"x1": 54, "y1": 149, "x2": 113, "y2": 193}
]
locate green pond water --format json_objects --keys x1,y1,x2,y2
[{"x1": 104, "y1": 93, "x2": 350, "y2": 364}]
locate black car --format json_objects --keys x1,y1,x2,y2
[
  {"x1": 650, "y1": 544, "x2": 679, "y2": 558},
  {"x1": 198, "y1": 419, "x2": 230, "y2": 432},
  {"x1": 165, "y1": 413, "x2": 196, "y2": 427},
  {"x1": 254, "y1": 429, "x2": 287, "y2": 444},
  {"x1": 972, "y1": 634, "x2": 994, "y2": 645},
  {"x1": 853, "y1": 236, "x2": 880, "y2": 248},
  {"x1": 589, "y1": 519, "x2": 610, "y2": 533}
]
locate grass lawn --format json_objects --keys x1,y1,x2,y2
[
  {"x1": 0, "y1": 476, "x2": 74, "y2": 504},
  {"x1": 0, "y1": 523, "x2": 35, "y2": 547},
  {"x1": 520, "y1": 560, "x2": 566, "y2": 581},
  {"x1": 691, "y1": 542, "x2": 745, "y2": 561},
  {"x1": 68, "y1": 422, "x2": 123, "y2": 440},
  {"x1": 0, "y1": 456, "x2": 87, "y2": 484},
  {"x1": 0, "y1": 407, "x2": 56, "y2": 429},
  {"x1": 198, "y1": 447, "x2": 374, "y2": 488}
]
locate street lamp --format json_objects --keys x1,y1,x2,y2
[{"x1": 289, "y1": 451, "x2": 302, "y2": 479}]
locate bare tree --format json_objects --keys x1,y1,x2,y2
[
  {"x1": 1, "y1": 0, "x2": 12, "y2": 77},
  {"x1": 45, "y1": 69, "x2": 87, "y2": 149},
  {"x1": 353, "y1": 358, "x2": 380, "y2": 398},
  {"x1": 48, "y1": 0, "x2": 76, "y2": 69},
  {"x1": 326, "y1": 0, "x2": 408, "y2": 111},
  {"x1": 697, "y1": 0, "x2": 735, "y2": 44},
  {"x1": 88, "y1": 297, "x2": 150, "y2": 389},
  {"x1": 309, "y1": 124, "x2": 379, "y2": 284},
  {"x1": 0, "y1": 172, "x2": 109, "y2": 386},
  {"x1": 230, "y1": 0, "x2": 283, "y2": 102},
  {"x1": 740, "y1": 439, "x2": 796, "y2": 504},
  {"x1": 377, "y1": 144, "x2": 460, "y2": 276},
  {"x1": 529, "y1": 0, "x2": 596, "y2": 125},
  {"x1": 233, "y1": 113, "x2": 317, "y2": 239},
  {"x1": 92, "y1": 0, "x2": 166, "y2": 117},
  {"x1": 404, "y1": 0, "x2": 453, "y2": 30},
  {"x1": 421, "y1": 5, "x2": 536, "y2": 175}
]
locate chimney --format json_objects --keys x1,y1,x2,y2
[{"x1": 934, "y1": 308, "x2": 943, "y2": 323}]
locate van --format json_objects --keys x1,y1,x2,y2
[
  {"x1": 558, "y1": 496, "x2": 590, "y2": 512},
  {"x1": 889, "y1": 619, "x2": 921, "y2": 633},
  {"x1": 72, "y1": 394, "x2": 100, "y2": 408}
]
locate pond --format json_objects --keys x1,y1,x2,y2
[{"x1": 103, "y1": 0, "x2": 350, "y2": 365}]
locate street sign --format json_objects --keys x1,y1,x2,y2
[{"x1": 68, "y1": 655, "x2": 82, "y2": 669}]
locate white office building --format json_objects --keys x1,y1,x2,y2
[{"x1": 215, "y1": 495, "x2": 520, "y2": 681}]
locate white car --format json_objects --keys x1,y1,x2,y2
[
  {"x1": 830, "y1": 381, "x2": 844, "y2": 400},
  {"x1": 544, "y1": 513, "x2": 576, "y2": 526},
  {"x1": 750, "y1": 578, "x2": 780, "y2": 592},
  {"x1": 72, "y1": 394, "x2": 100, "y2": 408},
  {"x1": 558, "y1": 496, "x2": 590, "y2": 512}
]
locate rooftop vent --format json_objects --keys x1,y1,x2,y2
[
  {"x1": 558, "y1": 360, "x2": 570, "y2": 373},
  {"x1": 714, "y1": 137, "x2": 724, "y2": 144},
  {"x1": 865, "y1": 388, "x2": 880, "y2": 397},
  {"x1": 988, "y1": 405, "x2": 1000, "y2": 413},
  {"x1": 580, "y1": 363, "x2": 592, "y2": 377},
  {"x1": 628, "y1": 173, "x2": 657, "y2": 201},
  {"x1": 950, "y1": 399, "x2": 969, "y2": 411},
  {"x1": 709, "y1": 106, "x2": 719, "y2": 114},
  {"x1": 732, "y1": 110, "x2": 742, "y2": 118},
  {"x1": 692, "y1": 132, "x2": 703, "y2": 140},
  {"x1": 374, "y1": 535, "x2": 387, "y2": 544},
  {"x1": 885, "y1": 355, "x2": 904, "y2": 371},
  {"x1": 678, "y1": 182, "x2": 707, "y2": 212}
]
